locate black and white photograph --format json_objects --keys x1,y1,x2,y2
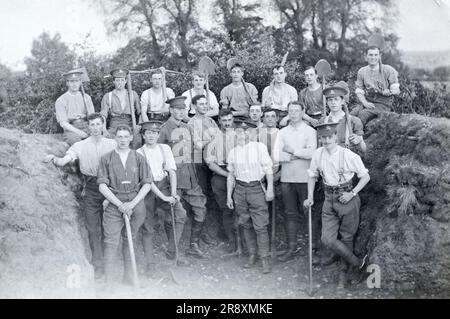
[{"x1": 0, "y1": 0, "x2": 449, "y2": 302}]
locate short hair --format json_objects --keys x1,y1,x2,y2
[
  {"x1": 192, "y1": 94, "x2": 207, "y2": 106},
  {"x1": 272, "y1": 65, "x2": 284, "y2": 73},
  {"x1": 230, "y1": 63, "x2": 243, "y2": 72},
  {"x1": 218, "y1": 108, "x2": 233, "y2": 118},
  {"x1": 151, "y1": 70, "x2": 163, "y2": 77},
  {"x1": 304, "y1": 66, "x2": 317, "y2": 74},
  {"x1": 192, "y1": 70, "x2": 206, "y2": 80},
  {"x1": 367, "y1": 46, "x2": 381, "y2": 53},
  {"x1": 263, "y1": 108, "x2": 278, "y2": 117},
  {"x1": 115, "y1": 125, "x2": 132, "y2": 135},
  {"x1": 87, "y1": 113, "x2": 105, "y2": 124},
  {"x1": 249, "y1": 103, "x2": 262, "y2": 110},
  {"x1": 288, "y1": 101, "x2": 304, "y2": 110}
]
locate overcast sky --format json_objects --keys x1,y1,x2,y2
[{"x1": 0, "y1": 0, "x2": 449, "y2": 70}]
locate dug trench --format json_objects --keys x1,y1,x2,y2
[{"x1": 0, "y1": 112, "x2": 449, "y2": 298}]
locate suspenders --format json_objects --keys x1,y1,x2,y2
[{"x1": 318, "y1": 147, "x2": 346, "y2": 185}]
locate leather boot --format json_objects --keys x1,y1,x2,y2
[
  {"x1": 278, "y1": 220, "x2": 299, "y2": 262},
  {"x1": 242, "y1": 228, "x2": 257, "y2": 268},
  {"x1": 186, "y1": 221, "x2": 205, "y2": 259},
  {"x1": 261, "y1": 257, "x2": 271, "y2": 274}
]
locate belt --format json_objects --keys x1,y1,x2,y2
[
  {"x1": 323, "y1": 181, "x2": 353, "y2": 193},
  {"x1": 236, "y1": 179, "x2": 263, "y2": 187}
]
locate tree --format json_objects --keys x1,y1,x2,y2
[
  {"x1": 24, "y1": 32, "x2": 76, "y2": 102},
  {"x1": 214, "y1": 0, "x2": 263, "y2": 50},
  {"x1": 273, "y1": 0, "x2": 314, "y2": 53},
  {"x1": 163, "y1": 0, "x2": 197, "y2": 63}
]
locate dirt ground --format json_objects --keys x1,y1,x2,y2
[{"x1": 1, "y1": 112, "x2": 450, "y2": 299}]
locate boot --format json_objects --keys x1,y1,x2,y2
[
  {"x1": 278, "y1": 220, "x2": 299, "y2": 262},
  {"x1": 201, "y1": 232, "x2": 218, "y2": 246},
  {"x1": 261, "y1": 257, "x2": 271, "y2": 274},
  {"x1": 242, "y1": 228, "x2": 257, "y2": 268},
  {"x1": 243, "y1": 254, "x2": 257, "y2": 269},
  {"x1": 185, "y1": 221, "x2": 205, "y2": 259}
]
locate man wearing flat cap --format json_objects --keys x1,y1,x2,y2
[
  {"x1": 320, "y1": 84, "x2": 367, "y2": 154},
  {"x1": 100, "y1": 68, "x2": 141, "y2": 148},
  {"x1": 226, "y1": 120, "x2": 274, "y2": 274},
  {"x1": 55, "y1": 69, "x2": 95, "y2": 145},
  {"x1": 352, "y1": 34, "x2": 400, "y2": 126},
  {"x1": 304, "y1": 121, "x2": 370, "y2": 289},
  {"x1": 220, "y1": 60, "x2": 258, "y2": 120},
  {"x1": 158, "y1": 96, "x2": 209, "y2": 259},
  {"x1": 137, "y1": 119, "x2": 188, "y2": 273}
]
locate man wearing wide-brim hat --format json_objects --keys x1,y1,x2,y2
[
  {"x1": 304, "y1": 121, "x2": 371, "y2": 289},
  {"x1": 55, "y1": 69, "x2": 95, "y2": 145}
]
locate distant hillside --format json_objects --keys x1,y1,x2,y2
[{"x1": 402, "y1": 50, "x2": 450, "y2": 70}]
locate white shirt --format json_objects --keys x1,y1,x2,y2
[
  {"x1": 262, "y1": 83, "x2": 298, "y2": 111},
  {"x1": 227, "y1": 142, "x2": 273, "y2": 183},
  {"x1": 273, "y1": 122, "x2": 317, "y2": 183},
  {"x1": 181, "y1": 88, "x2": 219, "y2": 116},
  {"x1": 66, "y1": 137, "x2": 117, "y2": 176},
  {"x1": 140, "y1": 87, "x2": 175, "y2": 113},
  {"x1": 137, "y1": 144, "x2": 177, "y2": 182},
  {"x1": 308, "y1": 145, "x2": 368, "y2": 186}
]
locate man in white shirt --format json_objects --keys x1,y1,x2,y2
[
  {"x1": 137, "y1": 120, "x2": 188, "y2": 274},
  {"x1": 273, "y1": 101, "x2": 317, "y2": 262},
  {"x1": 304, "y1": 122, "x2": 370, "y2": 289},
  {"x1": 226, "y1": 120, "x2": 274, "y2": 274},
  {"x1": 262, "y1": 65, "x2": 298, "y2": 126},
  {"x1": 182, "y1": 71, "x2": 219, "y2": 118},
  {"x1": 44, "y1": 113, "x2": 117, "y2": 280},
  {"x1": 140, "y1": 71, "x2": 175, "y2": 122}
]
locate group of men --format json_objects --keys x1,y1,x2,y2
[{"x1": 45, "y1": 38, "x2": 400, "y2": 292}]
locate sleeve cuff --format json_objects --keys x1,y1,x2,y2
[{"x1": 97, "y1": 178, "x2": 109, "y2": 185}]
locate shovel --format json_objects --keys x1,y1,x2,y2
[
  {"x1": 314, "y1": 59, "x2": 332, "y2": 118},
  {"x1": 199, "y1": 56, "x2": 216, "y2": 110},
  {"x1": 123, "y1": 214, "x2": 139, "y2": 289}
]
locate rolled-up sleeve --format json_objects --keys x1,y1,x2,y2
[
  {"x1": 346, "y1": 150, "x2": 369, "y2": 178},
  {"x1": 66, "y1": 142, "x2": 81, "y2": 161},
  {"x1": 97, "y1": 155, "x2": 110, "y2": 185},
  {"x1": 352, "y1": 117, "x2": 364, "y2": 136}
]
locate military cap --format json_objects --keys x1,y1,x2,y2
[
  {"x1": 141, "y1": 120, "x2": 163, "y2": 132},
  {"x1": 323, "y1": 85, "x2": 348, "y2": 99},
  {"x1": 335, "y1": 81, "x2": 350, "y2": 103},
  {"x1": 110, "y1": 68, "x2": 129, "y2": 78},
  {"x1": 166, "y1": 96, "x2": 187, "y2": 109},
  {"x1": 63, "y1": 70, "x2": 83, "y2": 81},
  {"x1": 234, "y1": 119, "x2": 257, "y2": 129},
  {"x1": 316, "y1": 121, "x2": 339, "y2": 137}
]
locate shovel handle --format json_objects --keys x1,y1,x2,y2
[{"x1": 124, "y1": 214, "x2": 139, "y2": 288}]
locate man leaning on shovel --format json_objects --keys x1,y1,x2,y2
[{"x1": 97, "y1": 125, "x2": 152, "y2": 292}]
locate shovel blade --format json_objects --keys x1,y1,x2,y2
[{"x1": 314, "y1": 59, "x2": 332, "y2": 78}]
